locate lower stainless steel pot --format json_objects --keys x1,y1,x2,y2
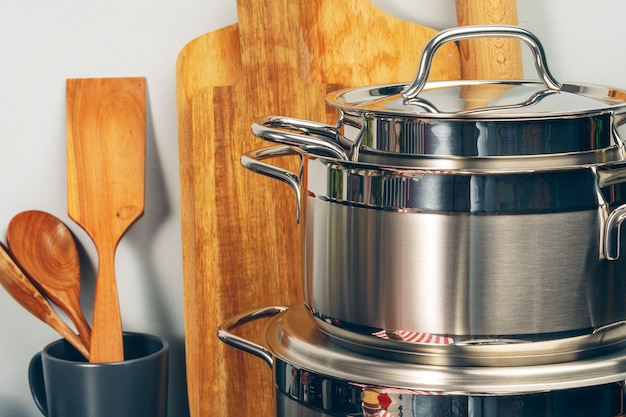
[
  {"x1": 241, "y1": 145, "x2": 626, "y2": 340},
  {"x1": 218, "y1": 304, "x2": 626, "y2": 417},
  {"x1": 275, "y1": 378, "x2": 625, "y2": 417},
  {"x1": 275, "y1": 382, "x2": 626, "y2": 417}
]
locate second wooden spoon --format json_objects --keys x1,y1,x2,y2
[
  {"x1": 7, "y1": 210, "x2": 91, "y2": 350},
  {"x1": 0, "y1": 242, "x2": 88, "y2": 359}
]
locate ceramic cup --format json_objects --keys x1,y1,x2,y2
[{"x1": 28, "y1": 332, "x2": 169, "y2": 417}]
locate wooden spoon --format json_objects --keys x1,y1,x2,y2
[
  {"x1": 0, "y1": 242, "x2": 89, "y2": 359},
  {"x1": 6, "y1": 210, "x2": 91, "y2": 350},
  {"x1": 66, "y1": 77, "x2": 146, "y2": 363}
]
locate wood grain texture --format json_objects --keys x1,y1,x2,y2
[
  {"x1": 176, "y1": 1, "x2": 460, "y2": 416},
  {"x1": 298, "y1": 0, "x2": 460, "y2": 86},
  {"x1": 456, "y1": 0, "x2": 523, "y2": 109},
  {"x1": 7, "y1": 210, "x2": 91, "y2": 350},
  {"x1": 456, "y1": 0, "x2": 523, "y2": 80},
  {"x1": 66, "y1": 78, "x2": 146, "y2": 363},
  {"x1": 0, "y1": 243, "x2": 89, "y2": 359}
]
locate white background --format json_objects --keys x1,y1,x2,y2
[{"x1": 0, "y1": 1, "x2": 625, "y2": 415}]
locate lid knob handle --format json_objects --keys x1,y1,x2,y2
[{"x1": 401, "y1": 25, "x2": 562, "y2": 99}]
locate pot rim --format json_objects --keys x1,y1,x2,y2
[
  {"x1": 327, "y1": 80, "x2": 626, "y2": 120},
  {"x1": 265, "y1": 304, "x2": 626, "y2": 394},
  {"x1": 252, "y1": 116, "x2": 626, "y2": 169},
  {"x1": 311, "y1": 310, "x2": 626, "y2": 367},
  {"x1": 306, "y1": 145, "x2": 626, "y2": 173}
]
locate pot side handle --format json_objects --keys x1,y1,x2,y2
[
  {"x1": 241, "y1": 145, "x2": 302, "y2": 223},
  {"x1": 605, "y1": 205, "x2": 626, "y2": 261},
  {"x1": 251, "y1": 116, "x2": 349, "y2": 161},
  {"x1": 597, "y1": 166, "x2": 626, "y2": 260},
  {"x1": 217, "y1": 306, "x2": 289, "y2": 368}
]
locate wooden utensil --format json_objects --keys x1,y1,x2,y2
[
  {"x1": 456, "y1": 0, "x2": 523, "y2": 109},
  {"x1": 7, "y1": 210, "x2": 91, "y2": 350},
  {"x1": 176, "y1": 1, "x2": 460, "y2": 415},
  {"x1": 0, "y1": 242, "x2": 89, "y2": 359},
  {"x1": 456, "y1": 0, "x2": 523, "y2": 80},
  {"x1": 66, "y1": 77, "x2": 146, "y2": 363}
]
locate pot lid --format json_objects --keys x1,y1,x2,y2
[
  {"x1": 323, "y1": 25, "x2": 626, "y2": 161},
  {"x1": 327, "y1": 80, "x2": 626, "y2": 120},
  {"x1": 265, "y1": 303, "x2": 626, "y2": 394},
  {"x1": 252, "y1": 27, "x2": 626, "y2": 164},
  {"x1": 327, "y1": 25, "x2": 626, "y2": 120}
]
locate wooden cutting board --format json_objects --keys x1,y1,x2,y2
[{"x1": 176, "y1": 1, "x2": 460, "y2": 416}]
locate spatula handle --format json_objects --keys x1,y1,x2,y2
[{"x1": 89, "y1": 246, "x2": 123, "y2": 362}]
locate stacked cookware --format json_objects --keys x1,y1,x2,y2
[{"x1": 219, "y1": 26, "x2": 626, "y2": 416}]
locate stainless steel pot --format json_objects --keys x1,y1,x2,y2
[
  {"x1": 242, "y1": 144, "x2": 626, "y2": 339},
  {"x1": 252, "y1": 26, "x2": 626, "y2": 164},
  {"x1": 241, "y1": 25, "x2": 626, "y2": 340},
  {"x1": 218, "y1": 304, "x2": 626, "y2": 417}
]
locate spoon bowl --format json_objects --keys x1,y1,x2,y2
[{"x1": 7, "y1": 210, "x2": 91, "y2": 350}]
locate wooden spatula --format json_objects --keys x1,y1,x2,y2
[{"x1": 66, "y1": 77, "x2": 146, "y2": 363}]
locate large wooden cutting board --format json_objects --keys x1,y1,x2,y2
[{"x1": 176, "y1": 1, "x2": 460, "y2": 416}]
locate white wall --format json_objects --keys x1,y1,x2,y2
[
  {"x1": 0, "y1": 1, "x2": 237, "y2": 416},
  {"x1": 0, "y1": 1, "x2": 625, "y2": 416}
]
